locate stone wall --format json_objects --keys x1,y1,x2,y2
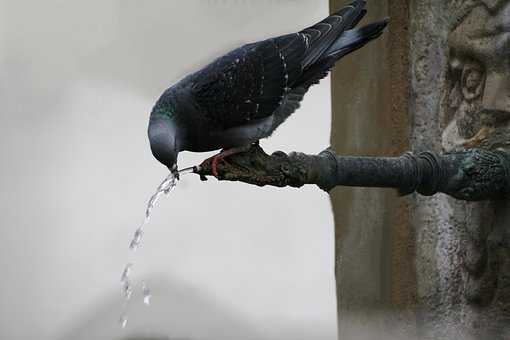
[
  {"x1": 410, "y1": 1, "x2": 510, "y2": 339},
  {"x1": 330, "y1": 0, "x2": 510, "y2": 339}
]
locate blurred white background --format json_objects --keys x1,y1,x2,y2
[{"x1": 0, "y1": 1, "x2": 335, "y2": 339}]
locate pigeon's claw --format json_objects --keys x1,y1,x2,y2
[
  {"x1": 211, "y1": 157, "x2": 219, "y2": 177},
  {"x1": 211, "y1": 154, "x2": 229, "y2": 177},
  {"x1": 207, "y1": 145, "x2": 253, "y2": 177}
]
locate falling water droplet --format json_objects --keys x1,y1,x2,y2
[
  {"x1": 119, "y1": 314, "x2": 128, "y2": 328},
  {"x1": 121, "y1": 263, "x2": 133, "y2": 282},
  {"x1": 141, "y1": 280, "x2": 151, "y2": 306},
  {"x1": 129, "y1": 227, "x2": 144, "y2": 251},
  {"x1": 122, "y1": 279, "x2": 133, "y2": 300}
]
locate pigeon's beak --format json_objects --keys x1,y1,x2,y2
[{"x1": 169, "y1": 164, "x2": 179, "y2": 180}]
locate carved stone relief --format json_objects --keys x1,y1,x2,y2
[
  {"x1": 443, "y1": 0, "x2": 510, "y2": 151},
  {"x1": 441, "y1": 0, "x2": 510, "y2": 312}
]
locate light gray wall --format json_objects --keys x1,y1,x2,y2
[{"x1": 0, "y1": 1, "x2": 335, "y2": 340}]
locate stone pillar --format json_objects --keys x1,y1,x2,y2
[{"x1": 329, "y1": 0, "x2": 416, "y2": 338}]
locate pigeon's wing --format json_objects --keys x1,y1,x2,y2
[
  {"x1": 300, "y1": 0, "x2": 366, "y2": 68},
  {"x1": 273, "y1": 10, "x2": 389, "y2": 130},
  {"x1": 271, "y1": 87, "x2": 307, "y2": 130},
  {"x1": 297, "y1": 19, "x2": 389, "y2": 90},
  {"x1": 191, "y1": 1, "x2": 365, "y2": 130},
  {"x1": 191, "y1": 38, "x2": 302, "y2": 130}
]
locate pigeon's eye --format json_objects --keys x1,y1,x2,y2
[{"x1": 461, "y1": 61, "x2": 485, "y2": 101}]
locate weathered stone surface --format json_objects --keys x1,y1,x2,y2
[
  {"x1": 410, "y1": 0, "x2": 510, "y2": 339},
  {"x1": 330, "y1": 0, "x2": 510, "y2": 338}
]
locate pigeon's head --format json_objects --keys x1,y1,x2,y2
[{"x1": 148, "y1": 113, "x2": 179, "y2": 173}]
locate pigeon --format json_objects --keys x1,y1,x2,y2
[{"x1": 148, "y1": 0, "x2": 388, "y2": 176}]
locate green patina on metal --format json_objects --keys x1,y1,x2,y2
[{"x1": 195, "y1": 144, "x2": 510, "y2": 201}]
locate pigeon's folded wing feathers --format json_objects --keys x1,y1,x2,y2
[
  {"x1": 191, "y1": 37, "x2": 303, "y2": 130},
  {"x1": 191, "y1": 1, "x2": 365, "y2": 131},
  {"x1": 300, "y1": 0, "x2": 365, "y2": 68}
]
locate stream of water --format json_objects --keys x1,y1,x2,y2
[{"x1": 119, "y1": 167, "x2": 195, "y2": 328}]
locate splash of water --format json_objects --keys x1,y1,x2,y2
[
  {"x1": 119, "y1": 167, "x2": 195, "y2": 329},
  {"x1": 129, "y1": 172, "x2": 178, "y2": 251},
  {"x1": 141, "y1": 280, "x2": 151, "y2": 305}
]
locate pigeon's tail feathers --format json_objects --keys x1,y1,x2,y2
[
  {"x1": 294, "y1": 18, "x2": 389, "y2": 90},
  {"x1": 299, "y1": 0, "x2": 366, "y2": 68},
  {"x1": 323, "y1": 18, "x2": 389, "y2": 60},
  {"x1": 350, "y1": 8, "x2": 368, "y2": 29}
]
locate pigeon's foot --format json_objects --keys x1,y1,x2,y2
[{"x1": 207, "y1": 145, "x2": 253, "y2": 177}]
